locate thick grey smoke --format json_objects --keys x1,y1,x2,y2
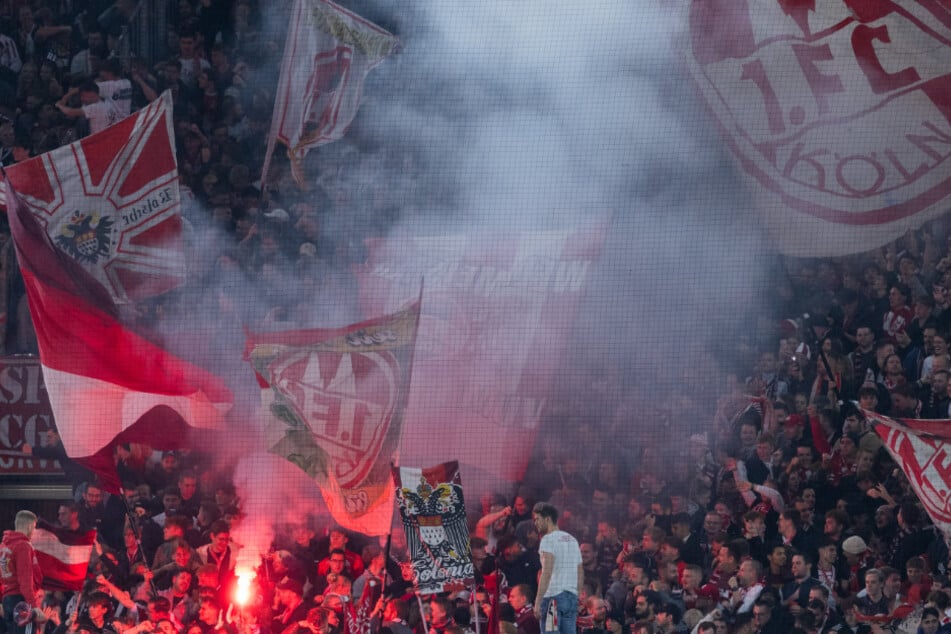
[
  {"x1": 351, "y1": 1, "x2": 769, "y2": 424},
  {"x1": 223, "y1": 0, "x2": 773, "y2": 561}
]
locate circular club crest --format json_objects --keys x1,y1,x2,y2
[
  {"x1": 271, "y1": 349, "x2": 400, "y2": 488},
  {"x1": 687, "y1": 0, "x2": 951, "y2": 225}
]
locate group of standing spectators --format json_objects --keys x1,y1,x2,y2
[{"x1": 0, "y1": 2, "x2": 950, "y2": 634}]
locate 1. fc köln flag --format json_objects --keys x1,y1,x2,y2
[
  {"x1": 246, "y1": 300, "x2": 420, "y2": 535},
  {"x1": 32, "y1": 520, "x2": 96, "y2": 591},
  {"x1": 687, "y1": 0, "x2": 951, "y2": 256},
  {"x1": 265, "y1": 0, "x2": 398, "y2": 186},
  {"x1": 4, "y1": 97, "x2": 232, "y2": 492},
  {"x1": 3, "y1": 91, "x2": 185, "y2": 303},
  {"x1": 394, "y1": 461, "x2": 474, "y2": 595},
  {"x1": 867, "y1": 411, "x2": 951, "y2": 544}
]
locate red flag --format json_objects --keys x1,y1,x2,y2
[
  {"x1": 264, "y1": 0, "x2": 398, "y2": 186},
  {"x1": 867, "y1": 411, "x2": 951, "y2": 543},
  {"x1": 3, "y1": 92, "x2": 186, "y2": 303},
  {"x1": 32, "y1": 520, "x2": 96, "y2": 591},
  {"x1": 4, "y1": 97, "x2": 233, "y2": 493},
  {"x1": 246, "y1": 300, "x2": 420, "y2": 535},
  {"x1": 393, "y1": 461, "x2": 474, "y2": 595}
]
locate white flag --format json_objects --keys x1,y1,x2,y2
[{"x1": 265, "y1": 0, "x2": 398, "y2": 186}]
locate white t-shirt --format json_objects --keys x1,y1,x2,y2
[
  {"x1": 0, "y1": 34, "x2": 21, "y2": 73},
  {"x1": 97, "y1": 79, "x2": 132, "y2": 117},
  {"x1": 82, "y1": 99, "x2": 123, "y2": 134},
  {"x1": 178, "y1": 55, "x2": 210, "y2": 88},
  {"x1": 539, "y1": 530, "x2": 581, "y2": 597}
]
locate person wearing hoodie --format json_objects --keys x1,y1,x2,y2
[{"x1": 0, "y1": 510, "x2": 43, "y2": 634}]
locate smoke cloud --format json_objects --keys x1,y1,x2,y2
[{"x1": 219, "y1": 0, "x2": 774, "y2": 562}]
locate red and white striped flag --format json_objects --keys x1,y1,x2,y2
[
  {"x1": 4, "y1": 94, "x2": 233, "y2": 492},
  {"x1": 867, "y1": 411, "x2": 951, "y2": 543},
  {"x1": 32, "y1": 520, "x2": 96, "y2": 591},
  {"x1": 264, "y1": 0, "x2": 398, "y2": 186}
]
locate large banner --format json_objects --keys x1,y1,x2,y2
[
  {"x1": 4, "y1": 95, "x2": 232, "y2": 492},
  {"x1": 687, "y1": 0, "x2": 951, "y2": 256},
  {"x1": 2, "y1": 91, "x2": 185, "y2": 303},
  {"x1": 246, "y1": 300, "x2": 420, "y2": 535},
  {"x1": 868, "y1": 411, "x2": 951, "y2": 543},
  {"x1": 0, "y1": 357, "x2": 61, "y2": 476},
  {"x1": 394, "y1": 461, "x2": 473, "y2": 595},
  {"x1": 357, "y1": 228, "x2": 603, "y2": 494}
]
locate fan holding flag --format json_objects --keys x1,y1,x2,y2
[{"x1": 0, "y1": 510, "x2": 43, "y2": 634}]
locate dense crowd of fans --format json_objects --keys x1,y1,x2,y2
[
  {"x1": 0, "y1": 0, "x2": 402, "y2": 356},
  {"x1": 0, "y1": 2, "x2": 951, "y2": 634}
]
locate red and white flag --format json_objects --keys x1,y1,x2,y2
[
  {"x1": 264, "y1": 0, "x2": 398, "y2": 186},
  {"x1": 3, "y1": 91, "x2": 186, "y2": 303},
  {"x1": 246, "y1": 300, "x2": 420, "y2": 535},
  {"x1": 32, "y1": 520, "x2": 96, "y2": 591},
  {"x1": 4, "y1": 94, "x2": 233, "y2": 493},
  {"x1": 687, "y1": 0, "x2": 951, "y2": 256},
  {"x1": 867, "y1": 411, "x2": 951, "y2": 543}
]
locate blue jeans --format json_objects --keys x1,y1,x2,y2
[{"x1": 540, "y1": 591, "x2": 578, "y2": 634}]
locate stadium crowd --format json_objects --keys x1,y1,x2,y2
[{"x1": 1, "y1": 3, "x2": 951, "y2": 634}]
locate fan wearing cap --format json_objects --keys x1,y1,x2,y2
[
  {"x1": 271, "y1": 576, "x2": 312, "y2": 634},
  {"x1": 0, "y1": 510, "x2": 42, "y2": 634}
]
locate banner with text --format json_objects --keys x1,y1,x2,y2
[
  {"x1": 688, "y1": 0, "x2": 951, "y2": 256},
  {"x1": 394, "y1": 461, "x2": 473, "y2": 595},
  {"x1": 357, "y1": 228, "x2": 603, "y2": 494},
  {"x1": 0, "y1": 357, "x2": 61, "y2": 476},
  {"x1": 247, "y1": 300, "x2": 420, "y2": 535},
  {"x1": 868, "y1": 410, "x2": 951, "y2": 545}
]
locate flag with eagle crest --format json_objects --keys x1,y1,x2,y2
[
  {"x1": 394, "y1": 461, "x2": 474, "y2": 594},
  {"x1": 2, "y1": 91, "x2": 186, "y2": 304},
  {"x1": 3, "y1": 92, "x2": 232, "y2": 492}
]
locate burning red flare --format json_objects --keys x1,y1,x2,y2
[{"x1": 234, "y1": 570, "x2": 254, "y2": 606}]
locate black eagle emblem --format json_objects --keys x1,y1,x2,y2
[{"x1": 55, "y1": 211, "x2": 113, "y2": 264}]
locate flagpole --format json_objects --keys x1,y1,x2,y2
[
  {"x1": 118, "y1": 486, "x2": 156, "y2": 595},
  {"x1": 261, "y1": 0, "x2": 303, "y2": 193}
]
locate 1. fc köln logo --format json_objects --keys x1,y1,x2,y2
[
  {"x1": 688, "y1": 0, "x2": 951, "y2": 228},
  {"x1": 269, "y1": 348, "x2": 400, "y2": 488}
]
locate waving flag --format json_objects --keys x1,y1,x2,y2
[
  {"x1": 4, "y1": 93, "x2": 232, "y2": 492},
  {"x1": 3, "y1": 91, "x2": 185, "y2": 303},
  {"x1": 867, "y1": 411, "x2": 951, "y2": 543},
  {"x1": 356, "y1": 228, "x2": 603, "y2": 497},
  {"x1": 264, "y1": 0, "x2": 398, "y2": 186},
  {"x1": 32, "y1": 520, "x2": 96, "y2": 591},
  {"x1": 247, "y1": 300, "x2": 420, "y2": 535},
  {"x1": 687, "y1": 0, "x2": 951, "y2": 255},
  {"x1": 394, "y1": 461, "x2": 473, "y2": 595}
]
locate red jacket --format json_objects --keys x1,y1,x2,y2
[{"x1": 0, "y1": 530, "x2": 43, "y2": 606}]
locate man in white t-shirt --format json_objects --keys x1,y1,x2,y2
[
  {"x1": 532, "y1": 502, "x2": 582, "y2": 634},
  {"x1": 177, "y1": 30, "x2": 210, "y2": 89},
  {"x1": 97, "y1": 59, "x2": 132, "y2": 118},
  {"x1": 56, "y1": 80, "x2": 122, "y2": 134}
]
